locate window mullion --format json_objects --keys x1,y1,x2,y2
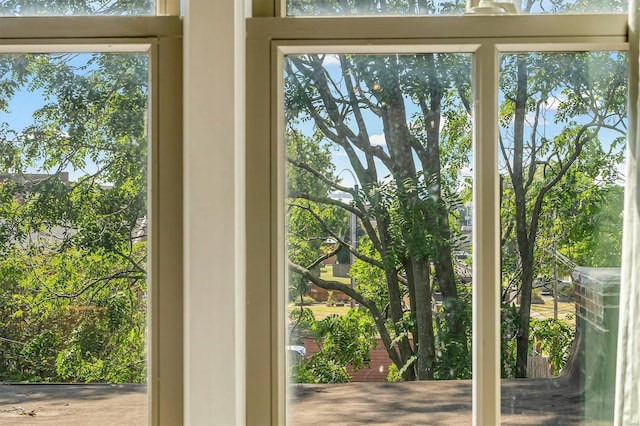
[
  {"x1": 472, "y1": 41, "x2": 501, "y2": 426},
  {"x1": 156, "y1": 0, "x2": 181, "y2": 16}
]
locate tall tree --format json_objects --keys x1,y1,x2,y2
[
  {"x1": 499, "y1": 51, "x2": 627, "y2": 377},
  {"x1": 286, "y1": 51, "x2": 473, "y2": 380},
  {"x1": 0, "y1": 51, "x2": 149, "y2": 382}
]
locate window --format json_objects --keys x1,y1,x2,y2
[
  {"x1": 246, "y1": 2, "x2": 629, "y2": 425},
  {"x1": 0, "y1": 3, "x2": 181, "y2": 425},
  {"x1": 0, "y1": 0, "x2": 156, "y2": 15}
]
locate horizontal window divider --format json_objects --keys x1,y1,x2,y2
[
  {"x1": 0, "y1": 16, "x2": 182, "y2": 39},
  {"x1": 270, "y1": 39, "x2": 628, "y2": 54},
  {"x1": 247, "y1": 14, "x2": 627, "y2": 41}
]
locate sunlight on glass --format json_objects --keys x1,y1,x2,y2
[
  {"x1": 0, "y1": 0, "x2": 154, "y2": 16},
  {"x1": 286, "y1": 0, "x2": 625, "y2": 16},
  {"x1": 284, "y1": 52, "x2": 473, "y2": 423},
  {"x1": 498, "y1": 51, "x2": 627, "y2": 424},
  {"x1": 0, "y1": 52, "x2": 149, "y2": 423}
]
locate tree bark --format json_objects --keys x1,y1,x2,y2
[
  {"x1": 410, "y1": 257, "x2": 435, "y2": 380},
  {"x1": 512, "y1": 55, "x2": 532, "y2": 378}
]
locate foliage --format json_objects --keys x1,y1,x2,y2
[
  {"x1": 0, "y1": 245, "x2": 146, "y2": 383},
  {"x1": 386, "y1": 362, "x2": 400, "y2": 382},
  {"x1": 501, "y1": 303, "x2": 520, "y2": 378},
  {"x1": 284, "y1": 0, "x2": 626, "y2": 383},
  {"x1": 0, "y1": 0, "x2": 153, "y2": 15},
  {"x1": 433, "y1": 284, "x2": 472, "y2": 380},
  {"x1": 529, "y1": 317, "x2": 575, "y2": 375},
  {"x1": 0, "y1": 51, "x2": 148, "y2": 383},
  {"x1": 292, "y1": 309, "x2": 376, "y2": 383},
  {"x1": 286, "y1": 50, "x2": 474, "y2": 380},
  {"x1": 499, "y1": 50, "x2": 626, "y2": 377},
  {"x1": 292, "y1": 352, "x2": 352, "y2": 384},
  {"x1": 501, "y1": 304, "x2": 576, "y2": 378},
  {"x1": 288, "y1": 0, "x2": 467, "y2": 15}
]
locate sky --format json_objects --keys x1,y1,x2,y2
[
  {"x1": 0, "y1": 53, "x2": 147, "y2": 183},
  {"x1": 286, "y1": 52, "x2": 628, "y2": 192}
]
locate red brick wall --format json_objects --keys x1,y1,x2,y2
[
  {"x1": 307, "y1": 284, "x2": 350, "y2": 303},
  {"x1": 301, "y1": 337, "x2": 408, "y2": 382}
]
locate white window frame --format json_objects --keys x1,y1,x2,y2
[
  {"x1": 0, "y1": 4, "x2": 183, "y2": 425},
  {"x1": 245, "y1": 8, "x2": 628, "y2": 426}
]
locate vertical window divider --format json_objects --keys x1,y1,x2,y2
[{"x1": 473, "y1": 41, "x2": 501, "y2": 425}]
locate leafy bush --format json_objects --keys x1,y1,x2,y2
[
  {"x1": 386, "y1": 363, "x2": 400, "y2": 382},
  {"x1": 433, "y1": 285, "x2": 472, "y2": 380},
  {"x1": 500, "y1": 303, "x2": 575, "y2": 377},
  {"x1": 292, "y1": 309, "x2": 376, "y2": 383},
  {"x1": 529, "y1": 317, "x2": 575, "y2": 375}
]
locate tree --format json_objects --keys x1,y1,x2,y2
[
  {"x1": 285, "y1": 50, "x2": 473, "y2": 380},
  {"x1": 0, "y1": 50, "x2": 149, "y2": 382},
  {"x1": 499, "y1": 51, "x2": 627, "y2": 377},
  {"x1": 293, "y1": 309, "x2": 376, "y2": 383},
  {"x1": 0, "y1": 0, "x2": 152, "y2": 15}
]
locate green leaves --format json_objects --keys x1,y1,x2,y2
[
  {"x1": 293, "y1": 309, "x2": 376, "y2": 383},
  {"x1": 529, "y1": 317, "x2": 575, "y2": 375},
  {"x1": 0, "y1": 52, "x2": 148, "y2": 383}
]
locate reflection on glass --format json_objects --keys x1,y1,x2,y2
[
  {"x1": 285, "y1": 53, "x2": 473, "y2": 423},
  {"x1": 286, "y1": 0, "x2": 624, "y2": 16},
  {"x1": 0, "y1": 0, "x2": 154, "y2": 16},
  {"x1": 0, "y1": 53, "x2": 148, "y2": 423},
  {"x1": 498, "y1": 51, "x2": 627, "y2": 424},
  {"x1": 287, "y1": 0, "x2": 466, "y2": 16}
]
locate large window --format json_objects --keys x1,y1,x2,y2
[
  {"x1": 246, "y1": 2, "x2": 628, "y2": 424},
  {"x1": 0, "y1": 3, "x2": 181, "y2": 425}
]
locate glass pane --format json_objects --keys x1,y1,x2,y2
[
  {"x1": 286, "y1": 0, "x2": 625, "y2": 16},
  {"x1": 0, "y1": 0, "x2": 154, "y2": 16},
  {"x1": 285, "y1": 53, "x2": 474, "y2": 422},
  {"x1": 0, "y1": 52, "x2": 149, "y2": 424},
  {"x1": 287, "y1": 0, "x2": 466, "y2": 16},
  {"x1": 498, "y1": 51, "x2": 627, "y2": 424}
]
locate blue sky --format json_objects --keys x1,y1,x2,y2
[
  {"x1": 287, "y1": 52, "x2": 628, "y2": 192},
  {"x1": 0, "y1": 53, "x2": 146, "y2": 183}
]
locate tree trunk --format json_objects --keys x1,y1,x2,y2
[
  {"x1": 411, "y1": 257, "x2": 435, "y2": 380},
  {"x1": 515, "y1": 248, "x2": 534, "y2": 377},
  {"x1": 377, "y1": 212, "x2": 416, "y2": 380},
  {"x1": 512, "y1": 55, "x2": 532, "y2": 378}
]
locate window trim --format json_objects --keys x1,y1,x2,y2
[
  {"x1": 246, "y1": 13, "x2": 628, "y2": 425},
  {"x1": 0, "y1": 17, "x2": 183, "y2": 426}
]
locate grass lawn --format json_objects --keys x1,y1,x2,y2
[
  {"x1": 314, "y1": 264, "x2": 575, "y2": 324},
  {"x1": 308, "y1": 304, "x2": 351, "y2": 320},
  {"x1": 289, "y1": 303, "x2": 352, "y2": 321},
  {"x1": 530, "y1": 295, "x2": 575, "y2": 322},
  {"x1": 319, "y1": 264, "x2": 351, "y2": 285}
]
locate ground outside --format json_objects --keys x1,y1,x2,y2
[
  {"x1": 0, "y1": 383, "x2": 146, "y2": 425},
  {"x1": 0, "y1": 378, "x2": 603, "y2": 425}
]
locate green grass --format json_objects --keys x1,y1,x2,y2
[
  {"x1": 288, "y1": 303, "x2": 351, "y2": 321},
  {"x1": 307, "y1": 304, "x2": 351, "y2": 320},
  {"x1": 530, "y1": 296, "x2": 575, "y2": 323},
  {"x1": 319, "y1": 264, "x2": 351, "y2": 285}
]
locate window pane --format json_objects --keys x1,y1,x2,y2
[
  {"x1": 0, "y1": 0, "x2": 154, "y2": 16},
  {"x1": 286, "y1": 0, "x2": 625, "y2": 16},
  {"x1": 287, "y1": 0, "x2": 466, "y2": 16},
  {"x1": 498, "y1": 51, "x2": 627, "y2": 424},
  {"x1": 285, "y1": 52, "x2": 474, "y2": 422},
  {"x1": 0, "y1": 52, "x2": 148, "y2": 424}
]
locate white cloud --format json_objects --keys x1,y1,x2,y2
[
  {"x1": 370, "y1": 134, "x2": 387, "y2": 146},
  {"x1": 322, "y1": 54, "x2": 340, "y2": 65},
  {"x1": 543, "y1": 95, "x2": 564, "y2": 110}
]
